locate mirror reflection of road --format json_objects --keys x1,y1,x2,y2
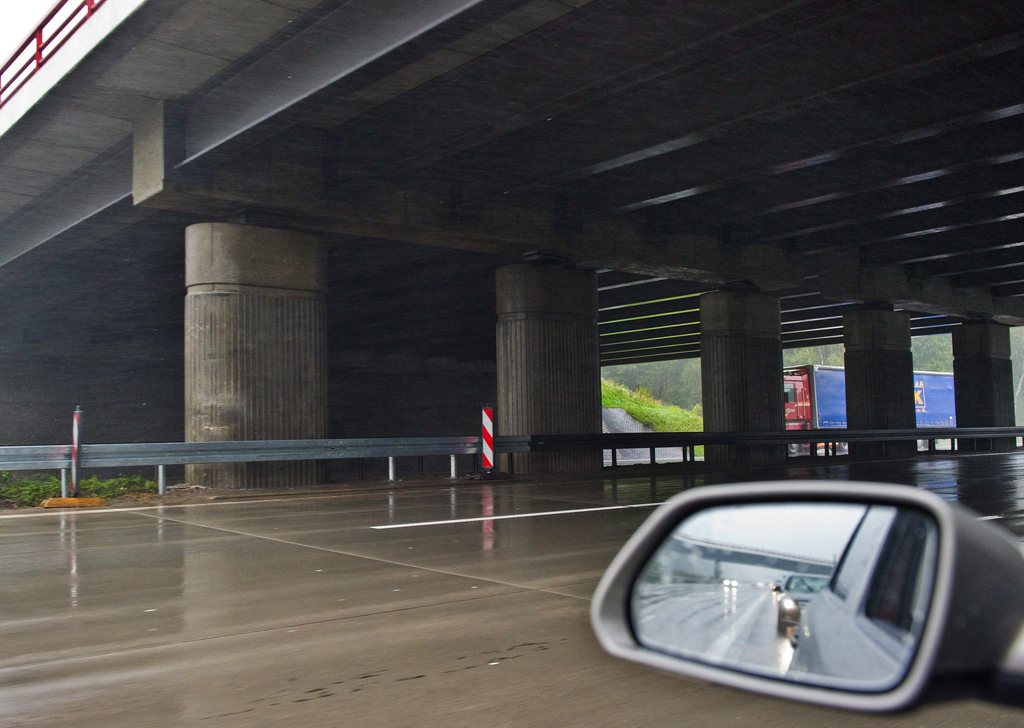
[{"x1": 635, "y1": 583, "x2": 794, "y2": 676}]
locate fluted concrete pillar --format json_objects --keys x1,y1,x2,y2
[
  {"x1": 185, "y1": 223, "x2": 327, "y2": 488},
  {"x1": 953, "y1": 322, "x2": 1015, "y2": 451},
  {"x1": 843, "y1": 309, "x2": 915, "y2": 457},
  {"x1": 496, "y1": 263, "x2": 601, "y2": 473},
  {"x1": 700, "y1": 289, "x2": 785, "y2": 466}
]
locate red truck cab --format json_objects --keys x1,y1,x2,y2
[{"x1": 783, "y1": 369, "x2": 812, "y2": 432}]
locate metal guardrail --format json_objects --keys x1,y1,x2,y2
[
  {"x1": 0, "y1": 428, "x2": 1020, "y2": 495},
  {"x1": 0, "y1": 428, "x2": 1019, "y2": 472},
  {"x1": 0, "y1": 436, "x2": 533, "y2": 472},
  {"x1": 0, "y1": 444, "x2": 73, "y2": 471},
  {"x1": 84, "y1": 437, "x2": 486, "y2": 468},
  {"x1": 533, "y1": 427, "x2": 1024, "y2": 450},
  {"x1": 542, "y1": 428, "x2": 1024, "y2": 464},
  {"x1": 0, "y1": 0, "x2": 108, "y2": 112},
  {"x1": 0, "y1": 435, "x2": 533, "y2": 496}
]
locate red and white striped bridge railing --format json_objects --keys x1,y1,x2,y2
[{"x1": 0, "y1": 0, "x2": 108, "y2": 112}]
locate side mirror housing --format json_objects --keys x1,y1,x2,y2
[{"x1": 591, "y1": 482, "x2": 1024, "y2": 712}]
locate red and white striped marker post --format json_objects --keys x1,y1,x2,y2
[
  {"x1": 481, "y1": 406, "x2": 494, "y2": 472},
  {"x1": 71, "y1": 406, "x2": 82, "y2": 498}
]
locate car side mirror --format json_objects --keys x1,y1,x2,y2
[{"x1": 591, "y1": 482, "x2": 1024, "y2": 712}]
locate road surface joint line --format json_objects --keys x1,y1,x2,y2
[
  {"x1": 371, "y1": 502, "x2": 663, "y2": 529},
  {"x1": 126, "y1": 510, "x2": 585, "y2": 599}
]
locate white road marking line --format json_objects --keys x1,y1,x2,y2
[
  {"x1": 371, "y1": 502, "x2": 662, "y2": 529},
  {"x1": 977, "y1": 515, "x2": 1004, "y2": 521}
]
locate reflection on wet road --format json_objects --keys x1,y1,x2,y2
[{"x1": 0, "y1": 452, "x2": 1021, "y2": 726}]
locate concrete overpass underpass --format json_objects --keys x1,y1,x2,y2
[{"x1": 1, "y1": 0, "x2": 1022, "y2": 485}]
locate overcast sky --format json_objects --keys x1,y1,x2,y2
[
  {"x1": 1, "y1": 2, "x2": 62, "y2": 62},
  {"x1": 678, "y1": 502, "x2": 867, "y2": 562}
]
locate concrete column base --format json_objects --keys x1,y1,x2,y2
[
  {"x1": 953, "y1": 322, "x2": 1015, "y2": 452},
  {"x1": 496, "y1": 263, "x2": 602, "y2": 474},
  {"x1": 185, "y1": 223, "x2": 328, "y2": 488},
  {"x1": 700, "y1": 289, "x2": 785, "y2": 466},
  {"x1": 843, "y1": 310, "x2": 916, "y2": 457}
]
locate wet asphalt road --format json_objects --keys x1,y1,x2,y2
[
  {"x1": 1, "y1": 453, "x2": 1022, "y2": 727},
  {"x1": 634, "y1": 584, "x2": 794, "y2": 677}
]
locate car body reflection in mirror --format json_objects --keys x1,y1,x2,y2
[
  {"x1": 631, "y1": 501, "x2": 937, "y2": 691},
  {"x1": 777, "y1": 574, "x2": 829, "y2": 636}
]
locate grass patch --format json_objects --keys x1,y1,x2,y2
[
  {"x1": 602, "y1": 379, "x2": 704, "y2": 457},
  {"x1": 0, "y1": 473, "x2": 157, "y2": 508},
  {"x1": 0, "y1": 474, "x2": 61, "y2": 508},
  {"x1": 602, "y1": 379, "x2": 703, "y2": 432},
  {"x1": 79, "y1": 475, "x2": 158, "y2": 501}
]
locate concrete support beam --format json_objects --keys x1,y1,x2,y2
[
  {"x1": 819, "y1": 252, "x2": 1024, "y2": 325},
  {"x1": 571, "y1": 233, "x2": 800, "y2": 290},
  {"x1": 953, "y1": 321, "x2": 1016, "y2": 451},
  {"x1": 134, "y1": 144, "x2": 805, "y2": 290},
  {"x1": 185, "y1": 223, "x2": 327, "y2": 488},
  {"x1": 843, "y1": 309, "x2": 916, "y2": 457},
  {"x1": 700, "y1": 289, "x2": 785, "y2": 466},
  {"x1": 134, "y1": 98, "x2": 329, "y2": 217},
  {"x1": 495, "y1": 262, "x2": 601, "y2": 473},
  {"x1": 132, "y1": 99, "x2": 185, "y2": 206}
]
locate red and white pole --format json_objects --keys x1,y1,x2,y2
[
  {"x1": 481, "y1": 405, "x2": 494, "y2": 472},
  {"x1": 71, "y1": 406, "x2": 82, "y2": 497}
]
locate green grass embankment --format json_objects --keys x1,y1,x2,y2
[{"x1": 601, "y1": 379, "x2": 703, "y2": 433}]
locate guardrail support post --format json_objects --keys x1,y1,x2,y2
[
  {"x1": 60, "y1": 469, "x2": 68, "y2": 498},
  {"x1": 388, "y1": 456, "x2": 396, "y2": 482},
  {"x1": 157, "y1": 465, "x2": 166, "y2": 495},
  {"x1": 450, "y1": 455, "x2": 457, "y2": 480}
]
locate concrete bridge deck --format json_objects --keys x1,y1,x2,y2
[{"x1": 1, "y1": 451, "x2": 1021, "y2": 727}]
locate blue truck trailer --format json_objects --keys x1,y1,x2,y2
[{"x1": 783, "y1": 365, "x2": 955, "y2": 450}]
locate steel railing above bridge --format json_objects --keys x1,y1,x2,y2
[{"x1": 1, "y1": 0, "x2": 108, "y2": 112}]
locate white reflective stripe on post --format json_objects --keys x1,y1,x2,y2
[
  {"x1": 450, "y1": 454, "x2": 457, "y2": 480},
  {"x1": 71, "y1": 406, "x2": 81, "y2": 497},
  {"x1": 388, "y1": 456, "x2": 396, "y2": 482},
  {"x1": 157, "y1": 465, "x2": 166, "y2": 495}
]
